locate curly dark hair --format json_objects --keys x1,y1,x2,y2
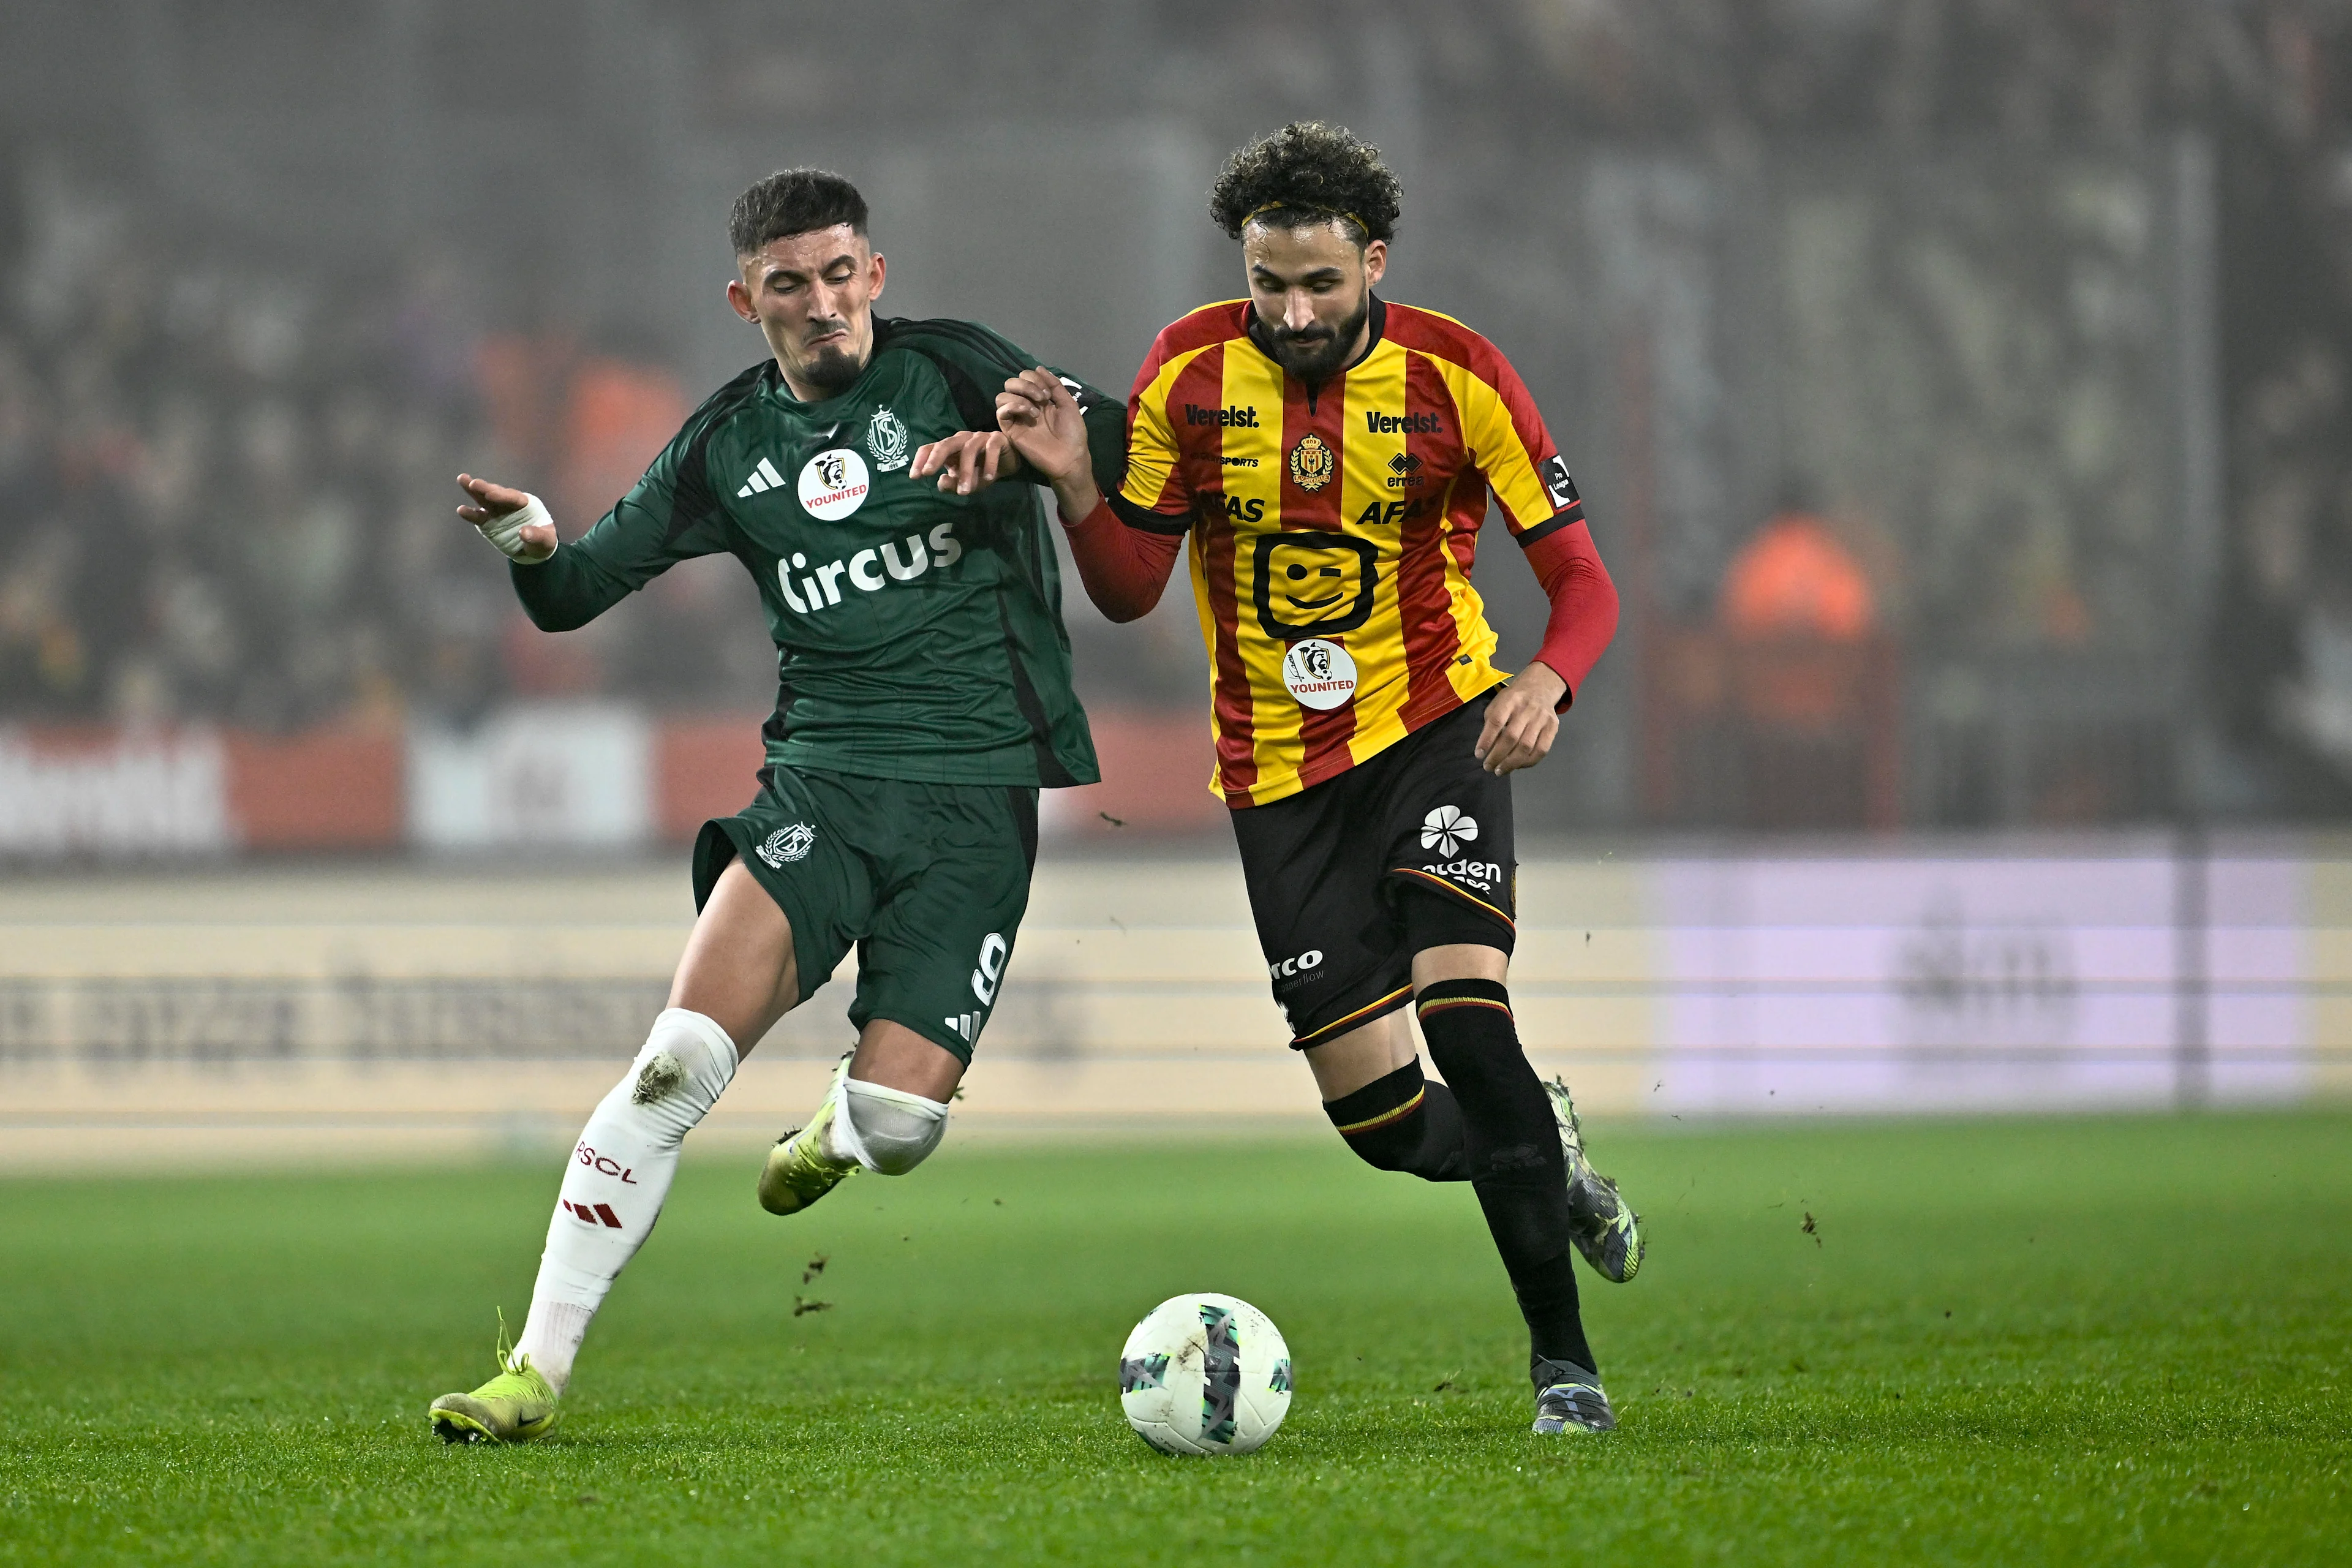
[{"x1": 1207, "y1": 122, "x2": 1401, "y2": 245}]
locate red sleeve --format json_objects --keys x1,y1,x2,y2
[
  {"x1": 1522, "y1": 519, "x2": 1619, "y2": 708},
  {"x1": 1059, "y1": 497, "x2": 1185, "y2": 624}
]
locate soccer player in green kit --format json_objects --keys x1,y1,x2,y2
[{"x1": 428, "y1": 169, "x2": 1125, "y2": 1444}]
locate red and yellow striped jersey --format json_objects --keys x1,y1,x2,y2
[{"x1": 1117, "y1": 296, "x2": 1586, "y2": 807}]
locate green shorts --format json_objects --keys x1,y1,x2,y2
[{"x1": 693, "y1": 766, "x2": 1039, "y2": 1063}]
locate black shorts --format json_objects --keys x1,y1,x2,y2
[{"x1": 1231, "y1": 693, "x2": 1517, "y2": 1049}]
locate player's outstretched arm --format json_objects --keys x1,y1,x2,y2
[{"x1": 454, "y1": 473, "x2": 556, "y2": 564}]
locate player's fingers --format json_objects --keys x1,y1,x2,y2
[
  {"x1": 910, "y1": 440, "x2": 946, "y2": 477},
  {"x1": 1038, "y1": 368, "x2": 1082, "y2": 413},
  {"x1": 1472, "y1": 705, "x2": 1507, "y2": 761},
  {"x1": 1000, "y1": 374, "x2": 1052, "y2": 407},
  {"x1": 1500, "y1": 714, "x2": 1558, "y2": 774},
  {"x1": 1481, "y1": 702, "x2": 1537, "y2": 772}
]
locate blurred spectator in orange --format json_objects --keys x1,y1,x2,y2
[
  {"x1": 1711, "y1": 502, "x2": 1900, "y2": 826},
  {"x1": 1721, "y1": 509, "x2": 1875, "y2": 644}
]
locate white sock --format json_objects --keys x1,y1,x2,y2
[
  {"x1": 829, "y1": 1077, "x2": 951, "y2": 1175},
  {"x1": 514, "y1": 1008, "x2": 736, "y2": 1395}
]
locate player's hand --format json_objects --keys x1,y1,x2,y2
[
  {"x1": 910, "y1": 431, "x2": 1023, "y2": 496},
  {"x1": 1475, "y1": 663, "x2": 1567, "y2": 775},
  {"x1": 455, "y1": 474, "x2": 555, "y2": 563},
  {"x1": 996, "y1": 368, "x2": 1101, "y2": 519}
]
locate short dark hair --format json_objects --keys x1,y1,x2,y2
[
  {"x1": 1208, "y1": 122, "x2": 1400, "y2": 246},
  {"x1": 729, "y1": 168, "x2": 868, "y2": 258}
]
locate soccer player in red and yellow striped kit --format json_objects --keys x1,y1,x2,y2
[{"x1": 936, "y1": 122, "x2": 1642, "y2": 1435}]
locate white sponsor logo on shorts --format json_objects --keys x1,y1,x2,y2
[
  {"x1": 1421, "y1": 805, "x2": 1477, "y2": 859},
  {"x1": 756, "y1": 823, "x2": 816, "y2": 869},
  {"x1": 1268, "y1": 947, "x2": 1325, "y2": 981},
  {"x1": 1422, "y1": 858, "x2": 1502, "y2": 892}
]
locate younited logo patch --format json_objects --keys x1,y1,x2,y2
[
  {"x1": 1281, "y1": 638, "x2": 1357, "y2": 710},
  {"x1": 798, "y1": 449, "x2": 870, "y2": 519},
  {"x1": 756, "y1": 823, "x2": 816, "y2": 868},
  {"x1": 1421, "y1": 805, "x2": 1477, "y2": 859}
]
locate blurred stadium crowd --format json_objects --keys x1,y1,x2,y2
[
  {"x1": 6, "y1": 0, "x2": 2352, "y2": 824},
  {"x1": 0, "y1": 206, "x2": 767, "y2": 732}
]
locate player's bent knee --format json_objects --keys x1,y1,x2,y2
[
  {"x1": 839, "y1": 1078, "x2": 949, "y2": 1175},
  {"x1": 1323, "y1": 1059, "x2": 1431, "y2": 1174}
]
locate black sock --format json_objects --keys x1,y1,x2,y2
[
  {"x1": 1322, "y1": 1058, "x2": 1467, "y2": 1182},
  {"x1": 1416, "y1": 978, "x2": 1596, "y2": 1374}
]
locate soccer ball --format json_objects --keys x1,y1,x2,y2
[{"x1": 1117, "y1": 1292, "x2": 1292, "y2": 1455}]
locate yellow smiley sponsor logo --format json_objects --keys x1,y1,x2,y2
[{"x1": 1253, "y1": 532, "x2": 1376, "y2": 638}]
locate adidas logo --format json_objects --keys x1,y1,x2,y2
[
  {"x1": 943, "y1": 1012, "x2": 981, "y2": 1042},
  {"x1": 562, "y1": 1199, "x2": 624, "y2": 1229},
  {"x1": 737, "y1": 456, "x2": 788, "y2": 498}
]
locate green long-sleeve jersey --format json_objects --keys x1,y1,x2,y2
[{"x1": 509, "y1": 316, "x2": 1125, "y2": 787}]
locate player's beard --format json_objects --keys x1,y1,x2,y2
[
  {"x1": 799, "y1": 341, "x2": 865, "y2": 397},
  {"x1": 1266, "y1": 292, "x2": 1372, "y2": 385}
]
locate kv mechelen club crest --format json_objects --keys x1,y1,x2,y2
[
  {"x1": 1288, "y1": 432, "x2": 1335, "y2": 491},
  {"x1": 867, "y1": 405, "x2": 910, "y2": 472}
]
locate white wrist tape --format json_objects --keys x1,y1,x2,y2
[{"x1": 480, "y1": 492, "x2": 554, "y2": 562}]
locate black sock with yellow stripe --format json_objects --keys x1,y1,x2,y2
[
  {"x1": 1322, "y1": 1058, "x2": 1466, "y2": 1182},
  {"x1": 1415, "y1": 978, "x2": 1596, "y2": 1373}
]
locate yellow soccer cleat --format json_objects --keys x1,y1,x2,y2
[
  {"x1": 429, "y1": 1344, "x2": 559, "y2": 1445},
  {"x1": 758, "y1": 1054, "x2": 859, "y2": 1216}
]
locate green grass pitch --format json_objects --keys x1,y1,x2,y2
[{"x1": 2, "y1": 1112, "x2": 2346, "y2": 1565}]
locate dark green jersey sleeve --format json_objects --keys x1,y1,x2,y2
[
  {"x1": 507, "y1": 364, "x2": 764, "y2": 632},
  {"x1": 872, "y1": 318, "x2": 1127, "y2": 497}
]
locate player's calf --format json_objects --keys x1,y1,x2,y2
[
  {"x1": 1321, "y1": 1057, "x2": 1466, "y2": 1181},
  {"x1": 759, "y1": 1054, "x2": 951, "y2": 1215},
  {"x1": 1415, "y1": 978, "x2": 1600, "y2": 1377}
]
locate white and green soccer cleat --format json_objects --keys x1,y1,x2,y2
[
  {"x1": 1546, "y1": 1076, "x2": 1645, "y2": 1283},
  {"x1": 757, "y1": 1052, "x2": 859, "y2": 1216},
  {"x1": 429, "y1": 1333, "x2": 559, "y2": 1445}
]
